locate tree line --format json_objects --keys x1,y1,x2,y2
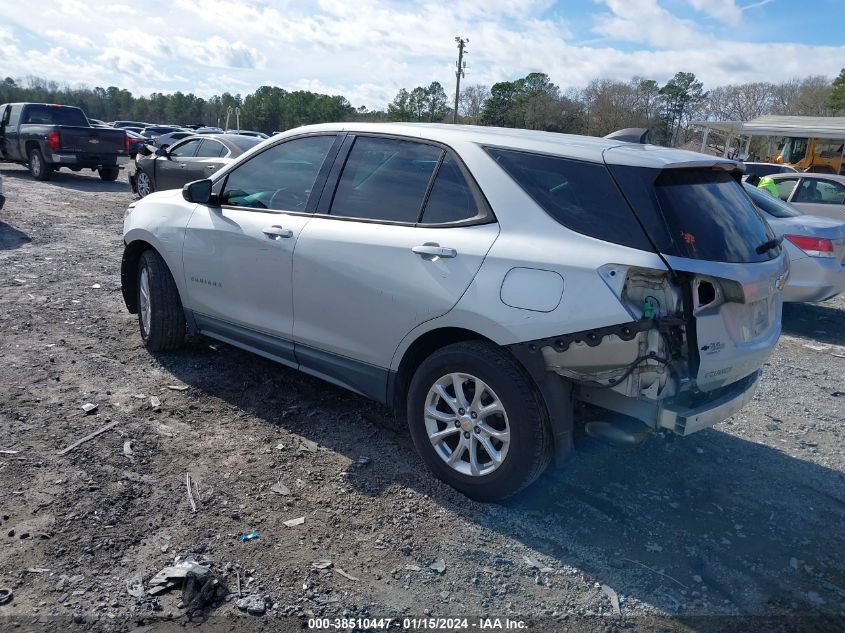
[{"x1": 2, "y1": 69, "x2": 844, "y2": 148}]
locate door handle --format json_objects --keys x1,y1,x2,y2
[
  {"x1": 412, "y1": 244, "x2": 457, "y2": 259},
  {"x1": 263, "y1": 225, "x2": 294, "y2": 239}
]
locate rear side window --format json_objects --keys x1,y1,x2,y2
[
  {"x1": 196, "y1": 140, "x2": 228, "y2": 158},
  {"x1": 22, "y1": 105, "x2": 88, "y2": 126},
  {"x1": 420, "y1": 156, "x2": 479, "y2": 224},
  {"x1": 486, "y1": 147, "x2": 653, "y2": 250},
  {"x1": 794, "y1": 178, "x2": 845, "y2": 205},
  {"x1": 330, "y1": 137, "x2": 441, "y2": 222},
  {"x1": 610, "y1": 166, "x2": 778, "y2": 263}
]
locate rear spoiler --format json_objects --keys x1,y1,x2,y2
[{"x1": 604, "y1": 128, "x2": 649, "y2": 144}]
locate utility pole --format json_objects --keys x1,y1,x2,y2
[{"x1": 453, "y1": 37, "x2": 468, "y2": 124}]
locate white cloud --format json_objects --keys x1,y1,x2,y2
[
  {"x1": 0, "y1": 0, "x2": 841, "y2": 110},
  {"x1": 687, "y1": 0, "x2": 743, "y2": 25}
]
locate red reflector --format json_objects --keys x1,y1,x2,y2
[
  {"x1": 47, "y1": 130, "x2": 61, "y2": 151},
  {"x1": 785, "y1": 234, "x2": 834, "y2": 256}
]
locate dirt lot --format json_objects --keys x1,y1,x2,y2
[{"x1": 0, "y1": 163, "x2": 844, "y2": 632}]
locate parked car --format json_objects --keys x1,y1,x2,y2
[
  {"x1": 125, "y1": 130, "x2": 146, "y2": 158},
  {"x1": 741, "y1": 162, "x2": 798, "y2": 179},
  {"x1": 121, "y1": 123, "x2": 788, "y2": 501},
  {"x1": 0, "y1": 103, "x2": 128, "y2": 181},
  {"x1": 195, "y1": 126, "x2": 224, "y2": 134},
  {"x1": 0, "y1": 173, "x2": 5, "y2": 210},
  {"x1": 743, "y1": 182, "x2": 845, "y2": 302},
  {"x1": 139, "y1": 125, "x2": 188, "y2": 141},
  {"x1": 768, "y1": 173, "x2": 845, "y2": 220},
  {"x1": 128, "y1": 134, "x2": 261, "y2": 197},
  {"x1": 112, "y1": 120, "x2": 150, "y2": 129},
  {"x1": 153, "y1": 130, "x2": 194, "y2": 148},
  {"x1": 225, "y1": 129, "x2": 269, "y2": 139},
  {"x1": 88, "y1": 118, "x2": 111, "y2": 128}
]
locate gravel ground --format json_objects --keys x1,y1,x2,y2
[{"x1": 0, "y1": 163, "x2": 843, "y2": 632}]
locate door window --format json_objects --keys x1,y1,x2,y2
[
  {"x1": 196, "y1": 139, "x2": 228, "y2": 158},
  {"x1": 221, "y1": 135, "x2": 335, "y2": 211},
  {"x1": 420, "y1": 155, "x2": 480, "y2": 224},
  {"x1": 793, "y1": 178, "x2": 845, "y2": 205},
  {"x1": 330, "y1": 137, "x2": 442, "y2": 222},
  {"x1": 169, "y1": 139, "x2": 203, "y2": 158},
  {"x1": 774, "y1": 177, "x2": 798, "y2": 201}
]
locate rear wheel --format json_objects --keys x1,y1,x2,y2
[
  {"x1": 137, "y1": 250, "x2": 186, "y2": 352},
  {"x1": 407, "y1": 341, "x2": 552, "y2": 501},
  {"x1": 136, "y1": 170, "x2": 153, "y2": 197},
  {"x1": 28, "y1": 148, "x2": 53, "y2": 181},
  {"x1": 99, "y1": 166, "x2": 120, "y2": 181}
]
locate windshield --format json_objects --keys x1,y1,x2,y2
[
  {"x1": 608, "y1": 166, "x2": 780, "y2": 263},
  {"x1": 742, "y1": 182, "x2": 802, "y2": 218},
  {"x1": 23, "y1": 105, "x2": 89, "y2": 127},
  {"x1": 779, "y1": 137, "x2": 808, "y2": 164}
]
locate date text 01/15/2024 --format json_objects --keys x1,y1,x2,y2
[{"x1": 307, "y1": 618, "x2": 528, "y2": 630}]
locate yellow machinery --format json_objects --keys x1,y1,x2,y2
[{"x1": 772, "y1": 137, "x2": 845, "y2": 174}]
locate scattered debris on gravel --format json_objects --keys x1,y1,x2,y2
[{"x1": 1, "y1": 164, "x2": 844, "y2": 630}]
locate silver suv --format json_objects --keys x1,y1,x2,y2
[{"x1": 121, "y1": 123, "x2": 788, "y2": 501}]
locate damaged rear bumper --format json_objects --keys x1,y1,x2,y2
[{"x1": 577, "y1": 370, "x2": 760, "y2": 436}]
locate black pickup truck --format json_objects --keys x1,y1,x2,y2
[{"x1": 0, "y1": 103, "x2": 128, "y2": 181}]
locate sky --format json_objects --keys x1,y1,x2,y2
[{"x1": 1, "y1": 0, "x2": 843, "y2": 109}]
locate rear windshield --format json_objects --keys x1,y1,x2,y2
[
  {"x1": 22, "y1": 105, "x2": 89, "y2": 127},
  {"x1": 743, "y1": 163, "x2": 786, "y2": 178},
  {"x1": 742, "y1": 182, "x2": 802, "y2": 218},
  {"x1": 228, "y1": 136, "x2": 263, "y2": 151},
  {"x1": 486, "y1": 147, "x2": 653, "y2": 251},
  {"x1": 608, "y1": 166, "x2": 779, "y2": 263}
]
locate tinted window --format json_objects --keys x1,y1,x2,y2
[
  {"x1": 420, "y1": 156, "x2": 480, "y2": 224},
  {"x1": 742, "y1": 182, "x2": 802, "y2": 218},
  {"x1": 331, "y1": 137, "x2": 442, "y2": 222},
  {"x1": 169, "y1": 139, "x2": 203, "y2": 157},
  {"x1": 196, "y1": 140, "x2": 228, "y2": 158},
  {"x1": 744, "y1": 163, "x2": 784, "y2": 178},
  {"x1": 487, "y1": 147, "x2": 652, "y2": 251},
  {"x1": 794, "y1": 178, "x2": 845, "y2": 205},
  {"x1": 221, "y1": 135, "x2": 334, "y2": 211},
  {"x1": 608, "y1": 166, "x2": 778, "y2": 263},
  {"x1": 774, "y1": 177, "x2": 798, "y2": 200},
  {"x1": 22, "y1": 105, "x2": 88, "y2": 126},
  {"x1": 228, "y1": 135, "x2": 263, "y2": 151}
]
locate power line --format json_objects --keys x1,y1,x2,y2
[{"x1": 453, "y1": 36, "x2": 468, "y2": 124}]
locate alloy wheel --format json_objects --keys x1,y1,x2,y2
[
  {"x1": 137, "y1": 172, "x2": 152, "y2": 197},
  {"x1": 424, "y1": 372, "x2": 511, "y2": 477},
  {"x1": 139, "y1": 266, "x2": 151, "y2": 337}
]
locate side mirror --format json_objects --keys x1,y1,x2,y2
[
  {"x1": 183, "y1": 179, "x2": 213, "y2": 204},
  {"x1": 154, "y1": 146, "x2": 168, "y2": 157}
]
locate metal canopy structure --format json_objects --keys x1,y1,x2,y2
[
  {"x1": 694, "y1": 115, "x2": 845, "y2": 140},
  {"x1": 692, "y1": 115, "x2": 845, "y2": 161}
]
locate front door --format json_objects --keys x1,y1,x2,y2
[
  {"x1": 292, "y1": 135, "x2": 499, "y2": 398},
  {"x1": 181, "y1": 134, "x2": 338, "y2": 364},
  {"x1": 155, "y1": 137, "x2": 203, "y2": 191}
]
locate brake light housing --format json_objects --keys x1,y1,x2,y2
[
  {"x1": 47, "y1": 130, "x2": 61, "y2": 151},
  {"x1": 123, "y1": 132, "x2": 130, "y2": 154},
  {"x1": 785, "y1": 234, "x2": 835, "y2": 258}
]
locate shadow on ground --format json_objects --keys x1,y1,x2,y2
[
  {"x1": 0, "y1": 165, "x2": 129, "y2": 193},
  {"x1": 153, "y1": 322, "x2": 845, "y2": 624},
  {"x1": 782, "y1": 300, "x2": 845, "y2": 347},
  {"x1": 0, "y1": 220, "x2": 31, "y2": 250}
]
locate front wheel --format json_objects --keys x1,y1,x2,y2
[
  {"x1": 29, "y1": 148, "x2": 53, "y2": 181},
  {"x1": 136, "y1": 170, "x2": 153, "y2": 197},
  {"x1": 99, "y1": 166, "x2": 120, "y2": 181},
  {"x1": 407, "y1": 341, "x2": 552, "y2": 502},
  {"x1": 137, "y1": 250, "x2": 186, "y2": 352}
]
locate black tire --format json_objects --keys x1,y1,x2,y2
[
  {"x1": 28, "y1": 148, "x2": 53, "y2": 181},
  {"x1": 406, "y1": 341, "x2": 552, "y2": 502},
  {"x1": 137, "y1": 250, "x2": 186, "y2": 352},
  {"x1": 99, "y1": 166, "x2": 120, "y2": 181}
]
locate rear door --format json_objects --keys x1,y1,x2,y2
[
  {"x1": 155, "y1": 138, "x2": 203, "y2": 190},
  {"x1": 790, "y1": 177, "x2": 845, "y2": 220},
  {"x1": 291, "y1": 135, "x2": 499, "y2": 399}
]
